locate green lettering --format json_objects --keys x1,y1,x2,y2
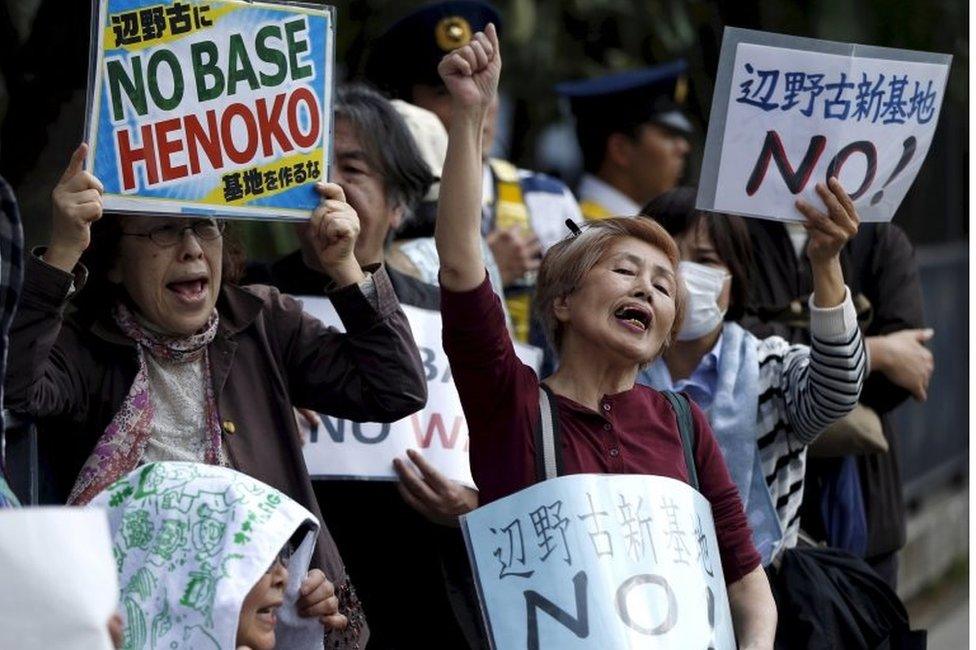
[
  {"x1": 106, "y1": 56, "x2": 147, "y2": 122},
  {"x1": 147, "y1": 50, "x2": 184, "y2": 111},
  {"x1": 256, "y1": 25, "x2": 287, "y2": 87},
  {"x1": 191, "y1": 40, "x2": 224, "y2": 102},
  {"x1": 284, "y1": 17, "x2": 313, "y2": 80},
  {"x1": 227, "y1": 34, "x2": 259, "y2": 96}
]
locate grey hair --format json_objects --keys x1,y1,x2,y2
[{"x1": 334, "y1": 84, "x2": 435, "y2": 219}]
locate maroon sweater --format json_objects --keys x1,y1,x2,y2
[{"x1": 442, "y1": 275, "x2": 761, "y2": 584}]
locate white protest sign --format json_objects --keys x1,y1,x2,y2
[
  {"x1": 298, "y1": 298, "x2": 543, "y2": 487},
  {"x1": 461, "y1": 474, "x2": 735, "y2": 650},
  {"x1": 698, "y1": 27, "x2": 951, "y2": 223},
  {"x1": 0, "y1": 508, "x2": 119, "y2": 650}
]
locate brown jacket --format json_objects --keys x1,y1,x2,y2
[{"x1": 6, "y1": 255, "x2": 428, "y2": 649}]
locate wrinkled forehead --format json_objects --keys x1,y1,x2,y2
[{"x1": 601, "y1": 236, "x2": 676, "y2": 273}]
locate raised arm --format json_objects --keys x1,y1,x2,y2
[
  {"x1": 795, "y1": 177, "x2": 858, "y2": 309},
  {"x1": 435, "y1": 23, "x2": 501, "y2": 291},
  {"x1": 777, "y1": 178, "x2": 866, "y2": 443}
]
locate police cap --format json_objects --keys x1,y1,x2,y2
[{"x1": 365, "y1": 1, "x2": 503, "y2": 99}]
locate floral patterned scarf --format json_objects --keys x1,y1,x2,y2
[{"x1": 68, "y1": 304, "x2": 222, "y2": 505}]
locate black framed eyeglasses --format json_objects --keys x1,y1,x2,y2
[{"x1": 121, "y1": 219, "x2": 226, "y2": 247}]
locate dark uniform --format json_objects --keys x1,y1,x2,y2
[
  {"x1": 365, "y1": 1, "x2": 581, "y2": 345},
  {"x1": 557, "y1": 62, "x2": 694, "y2": 220}
]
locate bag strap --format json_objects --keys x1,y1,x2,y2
[
  {"x1": 535, "y1": 384, "x2": 564, "y2": 481},
  {"x1": 662, "y1": 391, "x2": 699, "y2": 491}
]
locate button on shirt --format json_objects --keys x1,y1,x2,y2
[{"x1": 441, "y1": 275, "x2": 762, "y2": 585}]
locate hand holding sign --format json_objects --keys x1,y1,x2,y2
[
  {"x1": 797, "y1": 177, "x2": 859, "y2": 308},
  {"x1": 46, "y1": 144, "x2": 104, "y2": 273},
  {"x1": 310, "y1": 182, "x2": 365, "y2": 286},
  {"x1": 797, "y1": 177, "x2": 860, "y2": 263},
  {"x1": 438, "y1": 23, "x2": 500, "y2": 116}
]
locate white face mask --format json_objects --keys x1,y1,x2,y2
[{"x1": 677, "y1": 260, "x2": 730, "y2": 341}]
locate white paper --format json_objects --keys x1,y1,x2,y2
[
  {"x1": 700, "y1": 32, "x2": 951, "y2": 223},
  {"x1": 298, "y1": 299, "x2": 542, "y2": 486},
  {"x1": 0, "y1": 508, "x2": 118, "y2": 650}
]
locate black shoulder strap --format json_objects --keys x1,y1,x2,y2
[
  {"x1": 534, "y1": 384, "x2": 564, "y2": 481},
  {"x1": 662, "y1": 391, "x2": 700, "y2": 491}
]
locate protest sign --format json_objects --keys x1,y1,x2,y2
[
  {"x1": 698, "y1": 27, "x2": 951, "y2": 223},
  {"x1": 0, "y1": 508, "x2": 119, "y2": 650},
  {"x1": 85, "y1": 0, "x2": 334, "y2": 220},
  {"x1": 462, "y1": 474, "x2": 735, "y2": 649},
  {"x1": 298, "y1": 298, "x2": 543, "y2": 487}
]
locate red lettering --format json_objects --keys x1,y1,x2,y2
[
  {"x1": 154, "y1": 117, "x2": 188, "y2": 182},
  {"x1": 221, "y1": 101, "x2": 258, "y2": 164},
  {"x1": 255, "y1": 94, "x2": 292, "y2": 157},
  {"x1": 116, "y1": 124, "x2": 158, "y2": 192},
  {"x1": 113, "y1": 88, "x2": 318, "y2": 189},
  {"x1": 410, "y1": 413, "x2": 466, "y2": 449},
  {"x1": 825, "y1": 141, "x2": 877, "y2": 200},
  {"x1": 184, "y1": 109, "x2": 223, "y2": 175},
  {"x1": 287, "y1": 86, "x2": 320, "y2": 149}
]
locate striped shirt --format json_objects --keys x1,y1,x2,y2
[{"x1": 756, "y1": 287, "x2": 866, "y2": 554}]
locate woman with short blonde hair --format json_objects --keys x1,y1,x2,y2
[
  {"x1": 433, "y1": 24, "x2": 777, "y2": 648},
  {"x1": 534, "y1": 216, "x2": 686, "y2": 354}
]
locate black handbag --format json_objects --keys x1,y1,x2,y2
[{"x1": 767, "y1": 546, "x2": 926, "y2": 649}]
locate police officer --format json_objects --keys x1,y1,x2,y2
[
  {"x1": 365, "y1": 0, "x2": 581, "y2": 344},
  {"x1": 557, "y1": 61, "x2": 694, "y2": 220}
]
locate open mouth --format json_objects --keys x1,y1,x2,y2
[
  {"x1": 614, "y1": 305, "x2": 651, "y2": 332},
  {"x1": 166, "y1": 276, "x2": 208, "y2": 303},
  {"x1": 256, "y1": 602, "x2": 280, "y2": 627}
]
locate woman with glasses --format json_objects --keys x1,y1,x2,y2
[
  {"x1": 5, "y1": 144, "x2": 427, "y2": 648},
  {"x1": 434, "y1": 26, "x2": 776, "y2": 648},
  {"x1": 91, "y1": 461, "x2": 336, "y2": 650}
]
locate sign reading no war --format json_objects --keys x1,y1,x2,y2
[
  {"x1": 698, "y1": 27, "x2": 951, "y2": 223},
  {"x1": 462, "y1": 474, "x2": 735, "y2": 649},
  {"x1": 85, "y1": 0, "x2": 335, "y2": 220},
  {"x1": 298, "y1": 297, "x2": 543, "y2": 487}
]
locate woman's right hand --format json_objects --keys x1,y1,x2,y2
[
  {"x1": 437, "y1": 23, "x2": 500, "y2": 117},
  {"x1": 46, "y1": 143, "x2": 104, "y2": 272}
]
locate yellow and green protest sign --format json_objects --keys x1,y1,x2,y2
[{"x1": 85, "y1": 0, "x2": 335, "y2": 220}]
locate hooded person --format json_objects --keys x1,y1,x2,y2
[{"x1": 89, "y1": 462, "x2": 327, "y2": 650}]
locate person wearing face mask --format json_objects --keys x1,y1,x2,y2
[{"x1": 638, "y1": 186, "x2": 867, "y2": 564}]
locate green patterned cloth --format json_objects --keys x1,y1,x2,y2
[{"x1": 90, "y1": 462, "x2": 324, "y2": 650}]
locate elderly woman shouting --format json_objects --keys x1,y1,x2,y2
[
  {"x1": 434, "y1": 25, "x2": 776, "y2": 648},
  {"x1": 6, "y1": 144, "x2": 426, "y2": 648}
]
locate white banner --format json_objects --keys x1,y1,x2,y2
[
  {"x1": 298, "y1": 298, "x2": 543, "y2": 487},
  {"x1": 698, "y1": 28, "x2": 951, "y2": 223},
  {"x1": 462, "y1": 474, "x2": 735, "y2": 649},
  {"x1": 0, "y1": 508, "x2": 119, "y2": 650}
]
